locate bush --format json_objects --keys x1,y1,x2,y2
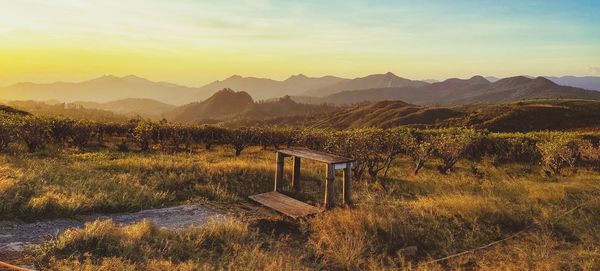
[
  {"x1": 16, "y1": 115, "x2": 53, "y2": 152},
  {"x1": 226, "y1": 127, "x2": 258, "y2": 156},
  {"x1": 0, "y1": 114, "x2": 18, "y2": 151},
  {"x1": 70, "y1": 120, "x2": 97, "y2": 151},
  {"x1": 191, "y1": 126, "x2": 228, "y2": 150},
  {"x1": 132, "y1": 120, "x2": 158, "y2": 151},
  {"x1": 404, "y1": 130, "x2": 435, "y2": 175},
  {"x1": 488, "y1": 133, "x2": 540, "y2": 163},
  {"x1": 432, "y1": 128, "x2": 482, "y2": 174},
  {"x1": 536, "y1": 133, "x2": 581, "y2": 176}
]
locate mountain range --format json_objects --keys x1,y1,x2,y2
[
  {"x1": 197, "y1": 74, "x2": 346, "y2": 100},
  {"x1": 299, "y1": 72, "x2": 428, "y2": 97},
  {"x1": 2, "y1": 74, "x2": 599, "y2": 107},
  {"x1": 0, "y1": 75, "x2": 200, "y2": 105},
  {"x1": 293, "y1": 76, "x2": 600, "y2": 106}
]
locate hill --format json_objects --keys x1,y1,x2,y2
[
  {"x1": 300, "y1": 72, "x2": 428, "y2": 97},
  {"x1": 167, "y1": 89, "x2": 334, "y2": 124},
  {"x1": 6, "y1": 100, "x2": 128, "y2": 122},
  {"x1": 167, "y1": 88, "x2": 254, "y2": 123},
  {"x1": 309, "y1": 101, "x2": 464, "y2": 129},
  {"x1": 73, "y1": 98, "x2": 175, "y2": 119},
  {"x1": 544, "y1": 76, "x2": 600, "y2": 91},
  {"x1": 0, "y1": 104, "x2": 30, "y2": 116},
  {"x1": 294, "y1": 76, "x2": 600, "y2": 106},
  {"x1": 196, "y1": 74, "x2": 346, "y2": 100},
  {"x1": 251, "y1": 99, "x2": 600, "y2": 132},
  {"x1": 0, "y1": 75, "x2": 200, "y2": 105},
  {"x1": 450, "y1": 99, "x2": 600, "y2": 132}
]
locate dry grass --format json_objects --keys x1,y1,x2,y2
[
  {"x1": 0, "y1": 146, "x2": 326, "y2": 221},
  {"x1": 2, "y1": 147, "x2": 598, "y2": 270},
  {"x1": 37, "y1": 218, "x2": 311, "y2": 271}
]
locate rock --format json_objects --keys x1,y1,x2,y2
[{"x1": 397, "y1": 246, "x2": 418, "y2": 258}]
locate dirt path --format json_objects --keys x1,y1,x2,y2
[{"x1": 0, "y1": 204, "x2": 225, "y2": 256}]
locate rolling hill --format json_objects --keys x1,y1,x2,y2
[
  {"x1": 294, "y1": 76, "x2": 600, "y2": 106},
  {"x1": 246, "y1": 99, "x2": 600, "y2": 132},
  {"x1": 0, "y1": 104, "x2": 30, "y2": 116},
  {"x1": 73, "y1": 98, "x2": 176, "y2": 119},
  {"x1": 300, "y1": 72, "x2": 428, "y2": 97},
  {"x1": 6, "y1": 100, "x2": 128, "y2": 122},
  {"x1": 0, "y1": 75, "x2": 201, "y2": 105},
  {"x1": 166, "y1": 89, "x2": 333, "y2": 124}
]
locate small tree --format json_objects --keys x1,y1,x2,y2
[
  {"x1": 0, "y1": 115, "x2": 18, "y2": 151},
  {"x1": 432, "y1": 128, "x2": 481, "y2": 174},
  {"x1": 49, "y1": 118, "x2": 74, "y2": 147},
  {"x1": 132, "y1": 120, "x2": 157, "y2": 151},
  {"x1": 70, "y1": 120, "x2": 96, "y2": 151},
  {"x1": 382, "y1": 127, "x2": 413, "y2": 177},
  {"x1": 16, "y1": 116, "x2": 52, "y2": 152},
  {"x1": 192, "y1": 126, "x2": 227, "y2": 150},
  {"x1": 227, "y1": 127, "x2": 257, "y2": 156},
  {"x1": 536, "y1": 134, "x2": 580, "y2": 176},
  {"x1": 579, "y1": 139, "x2": 600, "y2": 167},
  {"x1": 405, "y1": 131, "x2": 435, "y2": 175}
]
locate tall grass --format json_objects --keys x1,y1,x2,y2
[
  {"x1": 3, "y1": 147, "x2": 598, "y2": 270},
  {"x1": 37, "y1": 218, "x2": 311, "y2": 271}
]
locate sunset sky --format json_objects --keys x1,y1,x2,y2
[{"x1": 1, "y1": 0, "x2": 599, "y2": 86}]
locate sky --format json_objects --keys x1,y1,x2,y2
[{"x1": 0, "y1": 0, "x2": 599, "y2": 86}]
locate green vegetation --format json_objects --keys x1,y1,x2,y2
[{"x1": 1, "y1": 114, "x2": 599, "y2": 270}]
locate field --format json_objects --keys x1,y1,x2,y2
[{"x1": 1, "y1": 130, "x2": 599, "y2": 270}]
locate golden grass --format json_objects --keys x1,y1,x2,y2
[{"x1": 1, "y1": 147, "x2": 597, "y2": 270}]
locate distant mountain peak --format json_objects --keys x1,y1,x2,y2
[
  {"x1": 468, "y1": 75, "x2": 490, "y2": 84},
  {"x1": 285, "y1": 74, "x2": 309, "y2": 81},
  {"x1": 493, "y1": 76, "x2": 532, "y2": 87},
  {"x1": 123, "y1": 74, "x2": 143, "y2": 80},
  {"x1": 227, "y1": 75, "x2": 243, "y2": 80}
]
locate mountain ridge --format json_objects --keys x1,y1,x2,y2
[{"x1": 293, "y1": 75, "x2": 600, "y2": 106}]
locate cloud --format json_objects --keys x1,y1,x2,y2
[{"x1": 589, "y1": 67, "x2": 600, "y2": 74}]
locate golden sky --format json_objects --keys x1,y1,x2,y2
[{"x1": 1, "y1": 0, "x2": 599, "y2": 86}]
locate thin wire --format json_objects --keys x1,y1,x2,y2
[{"x1": 423, "y1": 195, "x2": 600, "y2": 266}]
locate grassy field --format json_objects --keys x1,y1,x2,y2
[{"x1": 2, "y1": 146, "x2": 599, "y2": 270}]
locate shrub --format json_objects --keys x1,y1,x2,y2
[
  {"x1": 579, "y1": 140, "x2": 600, "y2": 166},
  {"x1": 536, "y1": 133, "x2": 580, "y2": 176},
  {"x1": 0, "y1": 114, "x2": 18, "y2": 151},
  {"x1": 132, "y1": 120, "x2": 157, "y2": 151},
  {"x1": 404, "y1": 130, "x2": 435, "y2": 175},
  {"x1": 489, "y1": 133, "x2": 540, "y2": 163},
  {"x1": 49, "y1": 118, "x2": 75, "y2": 147},
  {"x1": 70, "y1": 120, "x2": 97, "y2": 151},
  {"x1": 432, "y1": 128, "x2": 481, "y2": 174},
  {"x1": 15, "y1": 115, "x2": 53, "y2": 152},
  {"x1": 191, "y1": 126, "x2": 227, "y2": 150},
  {"x1": 226, "y1": 127, "x2": 258, "y2": 156}
]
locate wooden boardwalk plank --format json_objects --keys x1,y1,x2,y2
[
  {"x1": 249, "y1": 192, "x2": 321, "y2": 219},
  {"x1": 278, "y1": 147, "x2": 354, "y2": 164}
]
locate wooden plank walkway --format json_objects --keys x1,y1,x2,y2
[
  {"x1": 278, "y1": 147, "x2": 354, "y2": 164},
  {"x1": 249, "y1": 192, "x2": 321, "y2": 219}
]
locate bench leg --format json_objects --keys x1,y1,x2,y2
[
  {"x1": 292, "y1": 156, "x2": 301, "y2": 192},
  {"x1": 324, "y1": 163, "x2": 335, "y2": 209},
  {"x1": 274, "y1": 152, "x2": 284, "y2": 191},
  {"x1": 343, "y1": 162, "x2": 352, "y2": 206}
]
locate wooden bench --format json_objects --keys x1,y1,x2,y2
[{"x1": 250, "y1": 147, "x2": 355, "y2": 218}]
